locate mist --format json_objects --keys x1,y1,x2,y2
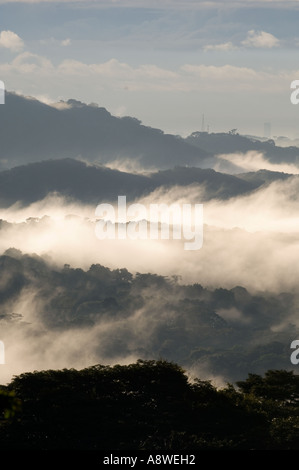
[
  {"x1": 215, "y1": 151, "x2": 299, "y2": 175},
  {"x1": 1, "y1": 175, "x2": 299, "y2": 291},
  {"x1": 1, "y1": 166, "x2": 299, "y2": 385}
]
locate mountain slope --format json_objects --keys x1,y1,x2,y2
[
  {"x1": 0, "y1": 92, "x2": 210, "y2": 170},
  {"x1": 0, "y1": 158, "x2": 260, "y2": 207},
  {"x1": 185, "y1": 131, "x2": 299, "y2": 166},
  {"x1": 236, "y1": 169, "x2": 292, "y2": 186}
]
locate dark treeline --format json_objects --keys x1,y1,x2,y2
[{"x1": 0, "y1": 359, "x2": 299, "y2": 450}]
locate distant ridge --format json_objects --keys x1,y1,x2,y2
[
  {"x1": 185, "y1": 131, "x2": 299, "y2": 166},
  {"x1": 0, "y1": 158, "x2": 265, "y2": 207},
  {"x1": 0, "y1": 92, "x2": 210, "y2": 170}
]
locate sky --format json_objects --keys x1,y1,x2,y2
[{"x1": 1, "y1": 1, "x2": 299, "y2": 139}]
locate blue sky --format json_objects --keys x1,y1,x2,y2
[{"x1": 1, "y1": 0, "x2": 299, "y2": 137}]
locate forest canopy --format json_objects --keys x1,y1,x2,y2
[{"x1": 1, "y1": 359, "x2": 299, "y2": 450}]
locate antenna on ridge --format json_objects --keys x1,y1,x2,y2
[{"x1": 201, "y1": 113, "x2": 205, "y2": 132}]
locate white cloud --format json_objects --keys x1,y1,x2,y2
[
  {"x1": 39, "y1": 37, "x2": 72, "y2": 47},
  {"x1": 8, "y1": 51, "x2": 53, "y2": 73},
  {"x1": 56, "y1": 58, "x2": 179, "y2": 91},
  {"x1": 181, "y1": 63, "x2": 257, "y2": 78},
  {"x1": 242, "y1": 30, "x2": 280, "y2": 48},
  {"x1": 204, "y1": 42, "x2": 237, "y2": 51},
  {"x1": 0, "y1": 52, "x2": 293, "y2": 97},
  {"x1": 61, "y1": 38, "x2": 71, "y2": 47},
  {"x1": 181, "y1": 63, "x2": 260, "y2": 89},
  {"x1": 215, "y1": 150, "x2": 299, "y2": 174},
  {"x1": 204, "y1": 31, "x2": 280, "y2": 52},
  {"x1": 0, "y1": 30, "x2": 24, "y2": 52}
]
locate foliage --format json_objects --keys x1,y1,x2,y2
[
  {"x1": 1, "y1": 360, "x2": 299, "y2": 450},
  {"x1": 0, "y1": 388, "x2": 21, "y2": 419}
]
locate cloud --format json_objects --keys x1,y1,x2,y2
[
  {"x1": 39, "y1": 37, "x2": 72, "y2": 47},
  {"x1": 61, "y1": 38, "x2": 71, "y2": 47},
  {"x1": 181, "y1": 63, "x2": 257, "y2": 80},
  {"x1": 5, "y1": 51, "x2": 54, "y2": 74},
  {"x1": 204, "y1": 31, "x2": 280, "y2": 52},
  {"x1": 204, "y1": 42, "x2": 237, "y2": 51},
  {"x1": 242, "y1": 30, "x2": 280, "y2": 48},
  {"x1": 180, "y1": 63, "x2": 286, "y2": 92},
  {"x1": 215, "y1": 150, "x2": 299, "y2": 174},
  {"x1": 57, "y1": 58, "x2": 179, "y2": 90},
  {"x1": 0, "y1": 30, "x2": 24, "y2": 52},
  {"x1": 0, "y1": 53, "x2": 292, "y2": 96},
  {"x1": 0, "y1": 177, "x2": 295, "y2": 294}
]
